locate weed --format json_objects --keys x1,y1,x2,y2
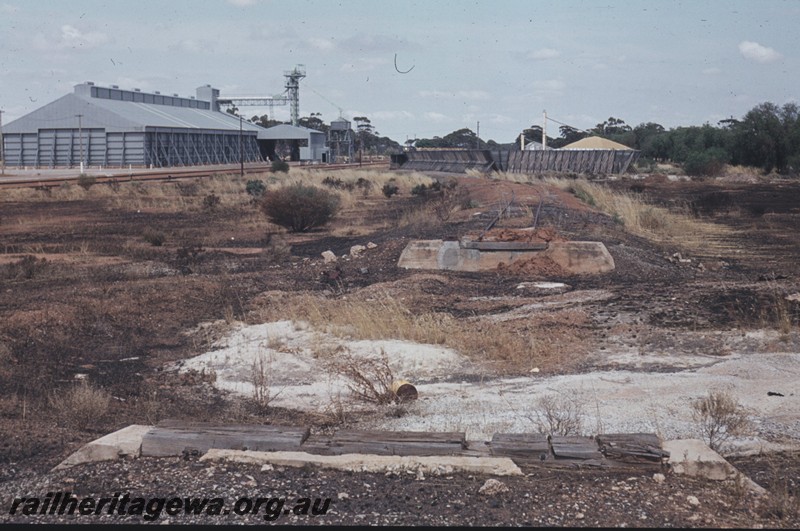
[
  {"x1": 251, "y1": 350, "x2": 280, "y2": 413},
  {"x1": 382, "y1": 182, "x2": 399, "y2": 198},
  {"x1": 77, "y1": 174, "x2": 96, "y2": 190},
  {"x1": 271, "y1": 160, "x2": 290, "y2": 173},
  {"x1": 49, "y1": 382, "x2": 111, "y2": 431},
  {"x1": 326, "y1": 348, "x2": 397, "y2": 405},
  {"x1": 142, "y1": 227, "x2": 166, "y2": 247},
  {"x1": 529, "y1": 394, "x2": 585, "y2": 436},
  {"x1": 691, "y1": 390, "x2": 749, "y2": 453},
  {"x1": 245, "y1": 179, "x2": 266, "y2": 199},
  {"x1": 4, "y1": 255, "x2": 48, "y2": 280},
  {"x1": 202, "y1": 193, "x2": 221, "y2": 212}
]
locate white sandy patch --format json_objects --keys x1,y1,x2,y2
[{"x1": 178, "y1": 321, "x2": 800, "y2": 451}]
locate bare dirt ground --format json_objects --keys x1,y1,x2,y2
[{"x1": 0, "y1": 170, "x2": 798, "y2": 526}]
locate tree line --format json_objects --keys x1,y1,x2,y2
[{"x1": 410, "y1": 102, "x2": 800, "y2": 176}]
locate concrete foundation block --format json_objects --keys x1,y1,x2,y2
[
  {"x1": 398, "y1": 240, "x2": 615, "y2": 275},
  {"x1": 663, "y1": 439, "x2": 766, "y2": 495},
  {"x1": 53, "y1": 424, "x2": 152, "y2": 471}
]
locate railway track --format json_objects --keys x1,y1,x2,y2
[{"x1": 0, "y1": 161, "x2": 388, "y2": 190}]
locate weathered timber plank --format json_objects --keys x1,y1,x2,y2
[
  {"x1": 596, "y1": 433, "x2": 669, "y2": 461},
  {"x1": 490, "y1": 433, "x2": 550, "y2": 459},
  {"x1": 460, "y1": 241, "x2": 548, "y2": 251},
  {"x1": 324, "y1": 430, "x2": 467, "y2": 456},
  {"x1": 141, "y1": 421, "x2": 310, "y2": 457},
  {"x1": 551, "y1": 436, "x2": 603, "y2": 460}
]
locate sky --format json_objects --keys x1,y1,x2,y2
[{"x1": 0, "y1": 0, "x2": 797, "y2": 144}]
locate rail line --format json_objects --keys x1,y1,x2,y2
[{"x1": 0, "y1": 161, "x2": 388, "y2": 190}]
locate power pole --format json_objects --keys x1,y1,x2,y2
[
  {"x1": 76, "y1": 114, "x2": 84, "y2": 173},
  {"x1": 542, "y1": 110, "x2": 547, "y2": 150},
  {"x1": 239, "y1": 115, "x2": 244, "y2": 177}
]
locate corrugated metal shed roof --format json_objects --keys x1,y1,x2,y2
[
  {"x1": 4, "y1": 86, "x2": 265, "y2": 134},
  {"x1": 257, "y1": 123, "x2": 325, "y2": 140}
]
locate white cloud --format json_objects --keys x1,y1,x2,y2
[
  {"x1": 528, "y1": 48, "x2": 560, "y2": 60},
  {"x1": 424, "y1": 112, "x2": 449, "y2": 123},
  {"x1": 739, "y1": 41, "x2": 781, "y2": 63},
  {"x1": 418, "y1": 90, "x2": 490, "y2": 100},
  {"x1": 33, "y1": 24, "x2": 109, "y2": 51}
]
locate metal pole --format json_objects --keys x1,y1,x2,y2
[
  {"x1": 239, "y1": 115, "x2": 244, "y2": 178},
  {"x1": 542, "y1": 110, "x2": 547, "y2": 150},
  {"x1": 76, "y1": 114, "x2": 84, "y2": 173}
]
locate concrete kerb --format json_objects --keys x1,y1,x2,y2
[
  {"x1": 663, "y1": 439, "x2": 767, "y2": 495},
  {"x1": 199, "y1": 449, "x2": 524, "y2": 477}
]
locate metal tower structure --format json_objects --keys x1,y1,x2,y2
[
  {"x1": 284, "y1": 65, "x2": 306, "y2": 126},
  {"x1": 216, "y1": 64, "x2": 306, "y2": 125}
]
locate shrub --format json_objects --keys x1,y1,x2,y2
[
  {"x1": 410, "y1": 183, "x2": 428, "y2": 196},
  {"x1": 382, "y1": 182, "x2": 399, "y2": 198},
  {"x1": 692, "y1": 390, "x2": 749, "y2": 453},
  {"x1": 261, "y1": 183, "x2": 340, "y2": 232},
  {"x1": 326, "y1": 349, "x2": 397, "y2": 405},
  {"x1": 77, "y1": 174, "x2": 96, "y2": 190},
  {"x1": 271, "y1": 160, "x2": 290, "y2": 173},
  {"x1": 202, "y1": 193, "x2": 221, "y2": 211},
  {"x1": 142, "y1": 228, "x2": 166, "y2": 247},
  {"x1": 684, "y1": 148, "x2": 728, "y2": 177},
  {"x1": 5, "y1": 255, "x2": 48, "y2": 280},
  {"x1": 50, "y1": 382, "x2": 111, "y2": 431},
  {"x1": 245, "y1": 179, "x2": 266, "y2": 198},
  {"x1": 530, "y1": 394, "x2": 585, "y2": 436}
]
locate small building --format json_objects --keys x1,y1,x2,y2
[
  {"x1": 257, "y1": 124, "x2": 328, "y2": 163},
  {"x1": 1, "y1": 82, "x2": 264, "y2": 168}
]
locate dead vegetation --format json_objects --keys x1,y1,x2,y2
[{"x1": 691, "y1": 390, "x2": 750, "y2": 454}]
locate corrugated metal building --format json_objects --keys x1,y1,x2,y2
[
  {"x1": 1, "y1": 82, "x2": 265, "y2": 168},
  {"x1": 257, "y1": 124, "x2": 328, "y2": 162}
]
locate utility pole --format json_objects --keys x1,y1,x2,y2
[
  {"x1": 542, "y1": 110, "x2": 547, "y2": 150},
  {"x1": 239, "y1": 115, "x2": 244, "y2": 178},
  {"x1": 76, "y1": 114, "x2": 84, "y2": 173},
  {"x1": 476, "y1": 121, "x2": 480, "y2": 149}
]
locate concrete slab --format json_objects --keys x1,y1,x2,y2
[
  {"x1": 53, "y1": 424, "x2": 152, "y2": 471},
  {"x1": 663, "y1": 439, "x2": 766, "y2": 495},
  {"x1": 200, "y1": 449, "x2": 524, "y2": 476},
  {"x1": 398, "y1": 240, "x2": 614, "y2": 275}
]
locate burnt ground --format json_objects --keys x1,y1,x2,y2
[{"x1": 0, "y1": 172, "x2": 799, "y2": 526}]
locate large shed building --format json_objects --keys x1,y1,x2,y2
[{"x1": 1, "y1": 82, "x2": 266, "y2": 168}]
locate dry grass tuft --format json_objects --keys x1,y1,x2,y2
[{"x1": 49, "y1": 382, "x2": 112, "y2": 431}]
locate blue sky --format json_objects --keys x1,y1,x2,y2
[{"x1": 1, "y1": 0, "x2": 796, "y2": 144}]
